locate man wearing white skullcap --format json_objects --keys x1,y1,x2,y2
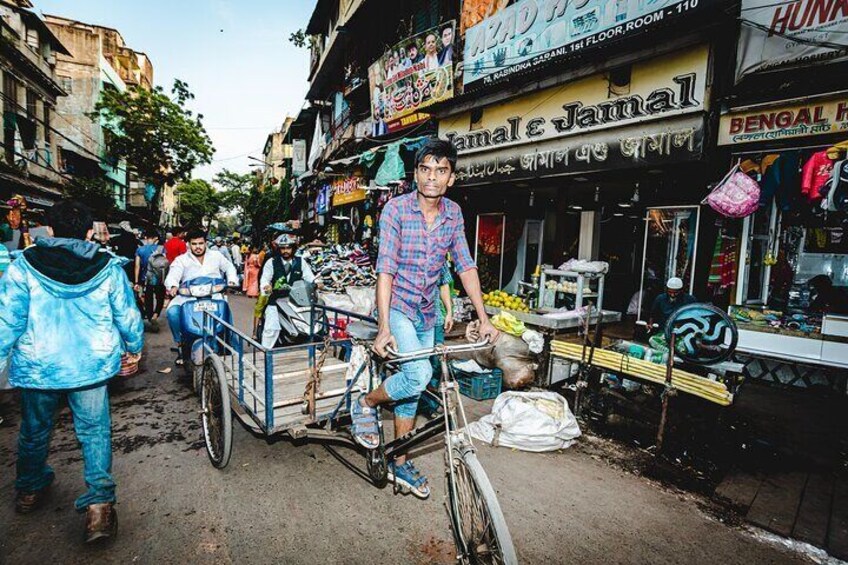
[{"x1": 650, "y1": 277, "x2": 697, "y2": 328}]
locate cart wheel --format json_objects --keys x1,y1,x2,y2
[
  {"x1": 201, "y1": 354, "x2": 232, "y2": 469},
  {"x1": 192, "y1": 363, "x2": 203, "y2": 396},
  {"x1": 367, "y1": 446, "x2": 388, "y2": 488}
]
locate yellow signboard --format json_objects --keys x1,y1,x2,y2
[
  {"x1": 440, "y1": 45, "x2": 710, "y2": 155},
  {"x1": 719, "y1": 95, "x2": 848, "y2": 145},
  {"x1": 332, "y1": 177, "x2": 367, "y2": 206}
]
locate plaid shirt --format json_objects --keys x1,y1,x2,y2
[{"x1": 376, "y1": 192, "x2": 475, "y2": 329}]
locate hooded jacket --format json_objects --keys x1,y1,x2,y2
[{"x1": 0, "y1": 237, "x2": 144, "y2": 390}]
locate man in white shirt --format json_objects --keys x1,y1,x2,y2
[
  {"x1": 164, "y1": 227, "x2": 238, "y2": 362},
  {"x1": 259, "y1": 233, "x2": 316, "y2": 348},
  {"x1": 230, "y1": 237, "x2": 243, "y2": 269}
]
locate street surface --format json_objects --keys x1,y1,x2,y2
[{"x1": 0, "y1": 295, "x2": 810, "y2": 564}]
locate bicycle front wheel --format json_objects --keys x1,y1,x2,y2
[{"x1": 446, "y1": 442, "x2": 517, "y2": 565}]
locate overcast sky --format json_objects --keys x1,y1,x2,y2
[{"x1": 35, "y1": 0, "x2": 314, "y2": 181}]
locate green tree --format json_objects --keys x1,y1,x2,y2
[
  {"x1": 213, "y1": 169, "x2": 254, "y2": 223},
  {"x1": 248, "y1": 178, "x2": 290, "y2": 240},
  {"x1": 213, "y1": 170, "x2": 291, "y2": 239},
  {"x1": 94, "y1": 79, "x2": 214, "y2": 205},
  {"x1": 176, "y1": 179, "x2": 220, "y2": 227}
]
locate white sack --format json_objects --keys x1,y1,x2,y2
[{"x1": 467, "y1": 391, "x2": 581, "y2": 452}]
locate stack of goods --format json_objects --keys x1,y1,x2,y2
[
  {"x1": 550, "y1": 340, "x2": 733, "y2": 406},
  {"x1": 304, "y1": 244, "x2": 377, "y2": 291},
  {"x1": 729, "y1": 305, "x2": 822, "y2": 335},
  {"x1": 483, "y1": 290, "x2": 530, "y2": 313}
]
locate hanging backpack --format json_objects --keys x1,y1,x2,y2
[
  {"x1": 145, "y1": 246, "x2": 169, "y2": 286},
  {"x1": 703, "y1": 163, "x2": 761, "y2": 218}
]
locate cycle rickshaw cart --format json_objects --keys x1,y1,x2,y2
[{"x1": 197, "y1": 304, "x2": 517, "y2": 564}]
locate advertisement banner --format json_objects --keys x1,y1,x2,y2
[
  {"x1": 316, "y1": 184, "x2": 331, "y2": 214},
  {"x1": 719, "y1": 94, "x2": 848, "y2": 145},
  {"x1": 442, "y1": 46, "x2": 709, "y2": 154},
  {"x1": 463, "y1": 0, "x2": 709, "y2": 88},
  {"x1": 368, "y1": 22, "x2": 456, "y2": 135},
  {"x1": 452, "y1": 114, "x2": 705, "y2": 185},
  {"x1": 292, "y1": 139, "x2": 307, "y2": 174},
  {"x1": 331, "y1": 177, "x2": 367, "y2": 206},
  {"x1": 736, "y1": 0, "x2": 848, "y2": 81}
]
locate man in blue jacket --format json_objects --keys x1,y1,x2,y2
[{"x1": 0, "y1": 200, "x2": 143, "y2": 544}]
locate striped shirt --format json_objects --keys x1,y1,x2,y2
[{"x1": 376, "y1": 192, "x2": 475, "y2": 329}]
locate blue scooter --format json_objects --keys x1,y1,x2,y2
[{"x1": 176, "y1": 276, "x2": 233, "y2": 391}]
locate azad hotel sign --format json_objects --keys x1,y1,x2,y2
[{"x1": 440, "y1": 46, "x2": 709, "y2": 183}]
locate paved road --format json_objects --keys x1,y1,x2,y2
[{"x1": 0, "y1": 295, "x2": 808, "y2": 564}]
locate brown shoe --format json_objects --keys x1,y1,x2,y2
[
  {"x1": 15, "y1": 486, "x2": 49, "y2": 514},
  {"x1": 84, "y1": 503, "x2": 117, "y2": 544}
]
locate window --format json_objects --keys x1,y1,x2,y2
[
  {"x1": 25, "y1": 28, "x2": 38, "y2": 51},
  {"x1": 26, "y1": 88, "x2": 36, "y2": 118},
  {"x1": 44, "y1": 104, "x2": 51, "y2": 143},
  {"x1": 59, "y1": 76, "x2": 72, "y2": 94},
  {"x1": 3, "y1": 72, "x2": 18, "y2": 164}
]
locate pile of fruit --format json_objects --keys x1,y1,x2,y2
[{"x1": 482, "y1": 290, "x2": 530, "y2": 313}]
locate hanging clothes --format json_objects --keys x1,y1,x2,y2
[
  {"x1": 708, "y1": 232, "x2": 737, "y2": 293},
  {"x1": 801, "y1": 150, "x2": 834, "y2": 201},
  {"x1": 759, "y1": 150, "x2": 800, "y2": 211}
]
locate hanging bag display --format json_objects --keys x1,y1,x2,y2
[{"x1": 703, "y1": 163, "x2": 761, "y2": 218}]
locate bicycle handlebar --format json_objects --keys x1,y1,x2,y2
[{"x1": 385, "y1": 338, "x2": 491, "y2": 362}]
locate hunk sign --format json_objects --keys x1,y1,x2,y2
[{"x1": 445, "y1": 73, "x2": 701, "y2": 153}]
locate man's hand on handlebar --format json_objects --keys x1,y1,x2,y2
[
  {"x1": 168, "y1": 286, "x2": 178, "y2": 298},
  {"x1": 478, "y1": 319, "x2": 500, "y2": 343},
  {"x1": 372, "y1": 327, "x2": 397, "y2": 358}
]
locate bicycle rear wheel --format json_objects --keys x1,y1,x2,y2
[{"x1": 446, "y1": 442, "x2": 517, "y2": 565}]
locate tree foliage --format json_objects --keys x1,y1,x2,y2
[
  {"x1": 212, "y1": 168, "x2": 290, "y2": 240},
  {"x1": 176, "y1": 179, "x2": 220, "y2": 227},
  {"x1": 214, "y1": 169, "x2": 254, "y2": 222},
  {"x1": 94, "y1": 80, "x2": 214, "y2": 199},
  {"x1": 288, "y1": 29, "x2": 307, "y2": 48}
]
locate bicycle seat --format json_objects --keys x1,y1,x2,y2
[{"x1": 347, "y1": 320, "x2": 379, "y2": 341}]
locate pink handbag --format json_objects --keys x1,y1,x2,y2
[{"x1": 704, "y1": 164, "x2": 761, "y2": 218}]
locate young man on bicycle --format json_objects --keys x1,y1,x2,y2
[{"x1": 351, "y1": 138, "x2": 498, "y2": 498}]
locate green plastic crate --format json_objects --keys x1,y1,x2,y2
[{"x1": 452, "y1": 365, "x2": 503, "y2": 400}]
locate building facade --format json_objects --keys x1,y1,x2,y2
[
  {"x1": 261, "y1": 116, "x2": 294, "y2": 186},
  {"x1": 0, "y1": 0, "x2": 70, "y2": 208},
  {"x1": 44, "y1": 14, "x2": 133, "y2": 210}
]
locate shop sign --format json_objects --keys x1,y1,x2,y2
[
  {"x1": 442, "y1": 45, "x2": 708, "y2": 154},
  {"x1": 368, "y1": 22, "x2": 455, "y2": 133},
  {"x1": 460, "y1": 0, "x2": 511, "y2": 36},
  {"x1": 463, "y1": 0, "x2": 711, "y2": 88},
  {"x1": 736, "y1": 0, "x2": 848, "y2": 81},
  {"x1": 453, "y1": 114, "x2": 704, "y2": 185},
  {"x1": 292, "y1": 139, "x2": 307, "y2": 174},
  {"x1": 718, "y1": 95, "x2": 848, "y2": 145},
  {"x1": 332, "y1": 177, "x2": 367, "y2": 206},
  {"x1": 316, "y1": 184, "x2": 331, "y2": 214}
]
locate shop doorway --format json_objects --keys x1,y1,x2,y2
[{"x1": 637, "y1": 206, "x2": 701, "y2": 322}]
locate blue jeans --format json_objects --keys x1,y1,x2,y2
[
  {"x1": 166, "y1": 305, "x2": 182, "y2": 343},
  {"x1": 16, "y1": 384, "x2": 116, "y2": 511},
  {"x1": 383, "y1": 309, "x2": 435, "y2": 419}
]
